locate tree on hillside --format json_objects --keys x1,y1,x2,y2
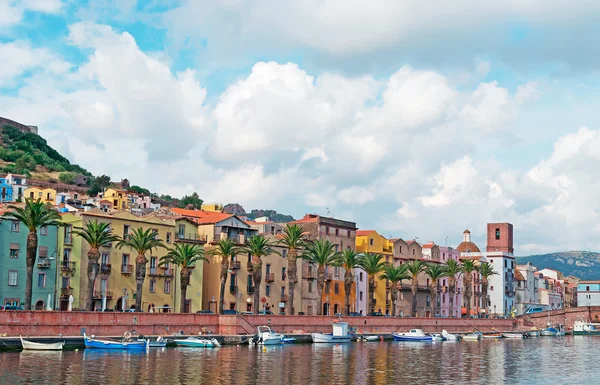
[
  {"x1": 178, "y1": 192, "x2": 203, "y2": 209},
  {"x1": 59, "y1": 172, "x2": 76, "y2": 184}
]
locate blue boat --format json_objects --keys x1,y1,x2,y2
[
  {"x1": 392, "y1": 329, "x2": 433, "y2": 342},
  {"x1": 83, "y1": 333, "x2": 147, "y2": 350}
]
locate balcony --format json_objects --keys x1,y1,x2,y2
[
  {"x1": 230, "y1": 260, "x2": 241, "y2": 270},
  {"x1": 37, "y1": 258, "x2": 51, "y2": 268},
  {"x1": 60, "y1": 260, "x2": 76, "y2": 273},
  {"x1": 100, "y1": 264, "x2": 112, "y2": 274},
  {"x1": 148, "y1": 267, "x2": 174, "y2": 277},
  {"x1": 383, "y1": 246, "x2": 393, "y2": 253},
  {"x1": 247, "y1": 262, "x2": 254, "y2": 271},
  {"x1": 121, "y1": 264, "x2": 133, "y2": 274},
  {"x1": 441, "y1": 286, "x2": 448, "y2": 293},
  {"x1": 265, "y1": 273, "x2": 275, "y2": 283},
  {"x1": 60, "y1": 287, "x2": 72, "y2": 298},
  {"x1": 93, "y1": 291, "x2": 113, "y2": 300},
  {"x1": 247, "y1": 286, "x2": 255, "y2": 294},
  {"x1": 229, "y1": 286, "x2": 238, "y2": 294},
  {"x1": 176, "y1": 233, "x2": 207, "y2": 244},
  {"x1": 303, "y1": 268, "x2": 317, "y2": 280},
  {"x1": 281, "y1": 295, "x2": 289, "y2": 302}
]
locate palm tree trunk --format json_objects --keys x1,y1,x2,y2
[
  {"x1": 24, "y1": 232, "x2": 37, "y2": 310},
  {"x1": 391, "y1": 287, "x2": 398, "y2": 317},
  {"x1": 252, "y1": 259, "x2": 262, "y2": 314},
  {"x1": 219, "y1": 258, "x2": 228, "y2": 314},
  {"x1": 369, "y1": 276, "x2": 375, "y2": 313},
  {"x1": 344, "y1": 270, "x2": 353, "y2": 316},
  {"x1": 134, "y1": 253, "x2": 147, "y2": 312},
  {"x1": 411, "y1": 278, "x2": 418, "y2": 317},
  {"x1": 481, "y1": 279, "x2": 488, "y2": 317},
  {"x1": 86, "y1": 248, "x2": 100, "y2": 311},
  {"x1": 316, "y1": 266, "x2": 325, "y2": 316},
  {"x1": 464, "y1": 276, "x2": 472, "y2": 318},
  {"x1": 287, "y1": 251, "x2": 297, "y2": 315},
  {"x1": 449, "y1": 278, "x2": 456, "y2": 318},
  {"x1": 180, "y1": 268, "x2": 189, "y2": 313}
]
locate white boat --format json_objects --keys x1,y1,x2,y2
[
  {"x1": 441, "y1": 330, "x2": 461, "y2": 341},
  {"x1": 249, "y1": 326, "x2": 284, "y2": 345},
  {"x1": 20, "y1": 336, "x2": 64, "y2": 351},
  {"x1": 462, "y1": 333, "x2": 481, "y2": 341},
  {"x1": 502, "y1": 333, "x2": 526, "y2": 339},
  {"x1": 527, "y1": 331, "x2": 541, "y2": 337},
  {"x1": 392, "y1": 329, "x2": 433, "y2": 342},
  {"x1": 174, "y1": 337, "x2": 221, "y2": 348},
  {"x1": 359, "y1": 335, "x2": 380, "y2": 342},
  {"x1": 573, "y1": 321, "x2": 600, "y2": 335},
  {"x1": 138, "y1": 336, "x2": 167, "y2": 348},
  {"x1": 430, "y1": 334, "x2": 444, "y2": 342},
  {"x1": 481, "y1": 333, "x2": 503, "y2": 340},
  {"x1": 312, "y1": 322, "x2": 352, "y2": 343}
]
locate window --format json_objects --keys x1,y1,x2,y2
[
  {"x1": 40, "y1": 226, "x2": 48, "y2": 236},
  {"x1": 495, "y1": 228, "x2": 500, "y2": 240},
  {"x1": 335, "y1": 228, "x2": 339, "y2": 236},
  {"x1": 151, "y1": 229, "x2": 158, "y2": 239},
  {"x1": 335, "y1": 244, "x2": 339, "y2": 253},
  {"x1": 280, "y1": 287, "x2": 285, "y2": 297},
  {"x1": 9, "y1": 244, "x2": 18, "y2": 259},
  {"x1": 334, "y1": 266, "x2": 339, "y2": 276},
  {"x1": 150, "y1": 279, "x2": 156, "y2": 293},
  {"x1": 443, "y1": 295, "x2": 445, "y2": 304},
  {"x1": 359, "y1": 291, "x2": 363, "y2": 301},
  {"x1": 334, "y1": 283, "x2": 339, "y2": 294},
  {"x1": 347, "y1": 230, "x2": 351, "y2": 237},
  {"x1": 326, "y1": 227, "x2": 330, "y2": 235},
  {"x1": 266, "y1": 264, "x2": 271, "y2": 274},
  {"x1": 122, "y1": 254, "x2": 130, "y2": 265},
  {"x1": 164, "y1": 280, "x2": 171, "y2": 294},
  {"x1": 101, "y1": 253, "x2": 109, "y2": 265},
  {"x1": 490, "y1": 286, "x2": 494, "y2": 291},
  {"x1": 266, "y1": 285, "x2": 271, "y2": 297},
  {"x1": 8, "y1": 271, "x2": 17, "y2": 286},
  {"x1": 37, "y1": 273, "x2": 46, "y2": 288},
  {"x1": 150, "y1": 257, "x2": 157, "y2": 269},
  {"x1": 38, "y1": 246, "x2": 48, "y2": 258},
  {"x1": 247, "y1": 275, "x2": 253, "y2": 290},
  {"x1": 504, "y1": 260, "x2": 507, "y2": 268},
  {"x1": 359, "y1": 272, "x2": 363, "y2": 282},
  {"x1": 11, "y1": 220, "x2": 19, "y2": 232},
  {"x1": 369, "y1": 238, "x2": 374, "y2": 246},
  {"x1": 443, "y1": 279, "x2": 446, "y2": 286},
  {"x1": 63, "y1": 249, "x2": 70, "y2": 261},
  {"x1": 178, "y1": 224, "x2": 185, "y2": 238},
  {"x1": 308, "y1": 281, "x2": 313, "y2": 293},
  {"x1": 399, "y1": 246, "x2": 402, "y2": 253},
  {"x1": 307, "y1": 306, "x2": 313, "y2": 315},
  {"x1": 61, "y1": 277, "x2": 69, "y2": 288},
  {"x1": 412, "y1": 249, "x2": 415, "y2": 256},
  {"x1": 281, "y1": 267, "x2": 286, "y2": 280},
  {"x1": 282, "y1": 249, "x2": 287, "y2": 258},
  {"x1": 587, "y1": 286, "x2": 590, "y2": 291},
  {"x1": 166, "y1": 232, "x2": 172, "y2": 244},
  {"x1": 325, "y1": 281, "x2": 331, "y2": 294}
]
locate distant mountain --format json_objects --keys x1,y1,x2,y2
[
  {"x1": 516, "y1": 251, "x2": 600, "y2": 280},
  {"x1": 223, "y1": 204, "x2": 295, "y2": 223}
]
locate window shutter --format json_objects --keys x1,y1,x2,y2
[
  {"x1": 38, "y1": 246, "x2": 48, "y2": 257},
  {"x1": 10, "y1": 243, "x2": 19, "y2": 250}
]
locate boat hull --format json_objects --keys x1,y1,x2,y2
[
  {"x1": 20, "y1": 337, "x2": 64, "y2": 351},
  {"x1": 261, "y1": 337, "x2": 283, "y2": 345},
  {"x1": 527, "y1": 332, "x2": 540, "y2": 337},
  {"x1": 540, "y1": 331, "x2": 557, "y2": 337},
  {"x1": 502, "y1": 333, "x2": 526, "y2": 339},
  {"x1": 174, "y1": 338, "x2": 220, "y2": 348},
  {"x1": 392, "y1": 334, "x2": 433, "y2": 342},
  {"x1": 84, "y1": 339, "x2": 146, "y2": 350},
  {"x1": 311, "y1": 333, "x2": 352, "y2": 343},
  {"x1": 573, "y1": 331, "x2": 600, "y2": 335},
  {"x1": 462, "y1": 334, "x2": 481, "y2": 341},
  {"x1": 481, "y1": 334, "x2": 503, "y2": 340}
]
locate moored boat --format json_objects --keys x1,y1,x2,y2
[
  {"x1": 502, "y1": 333, "x2": 526, "y2": 339},
  {"x1": 442, "y1": 330, "x2": 461, "y2": 341},
  {"x1": 174, "y1": 337, "x2": 221, "y2": 348},
  {"x1": 392, "y1": 329, "x2": 433, "y2": 342},
  {"x1": 462, "y1": 333, "x2": 481, "y2": 341},
  {"x1": 250, "y1": 326, "x2": 284, "y2": 346},
  {"x1": 430, "y1": 334, "x2": 444, "y2": 342},
  {"x1": 360, "y1": 335, "x2": 380, "y2": 342},
  {"x1": 20, "y1": 336, "x2": 64, "y2": 351},
  {"x1": 527, "y1": 328, "x2": 540, "y2": 337},
  {"x1": 573, "y1": 321, "x2": 600, "y2": 335},
  {"x1": 481, "y1": 333, "x2": 503, "y2": 340},
  {"x1": 282, "y1": 337, "x2": 296, "y2": 344},
  {"x1": 540, "y1": 327, "x2": 558, "y2": 337},
  {"x1": 84, "y1": 333, "x2": 147, "y2": 350},
  {"x1": 312, "y1": 321, "x2": 352, "y2": 343},
  {"x1": 138, "y1": 336, "x2": 167, "y2": 348}
]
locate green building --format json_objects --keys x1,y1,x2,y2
[{"x1": 0, "y1": 217, "x2": 59, "y2": 309}]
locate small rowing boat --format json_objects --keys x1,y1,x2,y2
[
  {"x1": 84, "y1": 333, "x2": 147, "y2": 350},
  {"x1": 20, "y1": 336, "x2": 64, "y2": 351},
  {"x1": 174, "y1": 337, "x2": 221, "y2": 348},
  {"x1": 502, "y1": 333, "x2": 526, "y2": 339}
]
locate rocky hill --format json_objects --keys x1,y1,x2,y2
[
  {"x1": 223, "y1": 204, "x2": 295, "y2": 222},
  {"x1": 516, "y1": 251, "x2": 600, "y2": 280}
]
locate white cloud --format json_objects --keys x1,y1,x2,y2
[
  {"x1": 0, "y1": 41, "x2": 70, "y2": 87},
  {"x1": 21, "y1": 0, "x2": 63, "y2": 13},
  {"x1": 0, "y1": 0, "x2": 63, "y2": 28},
  {"x1": 338, "y1": 186, "x2": 376, "y2": 205},
  {"x1": 418, "y1": 156, "x2": 478, "y2": 207}
]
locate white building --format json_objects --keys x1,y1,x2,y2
[
  {"x1": 577, "y1": 281, "x2": 600, "y2": 307},
  {"x1": 5, "y1": 173, "x2": 28, "y2": 201},
  {"x1": 514, "y1": 263, "x2": 541, "y2": 315}
]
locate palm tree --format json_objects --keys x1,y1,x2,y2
[
  {"x1": 206, "y1": 238, "x2": 241, "y2": 314},
  {"x1": 302, "y1": 239, "x2": 340, "y2": 316},
  {"x1": 244, "y1": 235, "x2": 280, "y2": 314},
  {"x1": 478, "y1": 262, "x2": 497, "y2": 317},
  {"x1": 379, "y1": 264, "x2": 409, "y2": 317},
  {"x1": 424, "y1": 264, "x2": 446, "y2": 317},
  {"x1": 357, "y1": 253, "x2": 387, "y2": 314},
  {"x1": 442, "y1": 259, "x2": 462, "y2": 318},
  {"x1": 1, "y1": 199, "x2": 61, "y2": 310},
  {"x1": 160, "y1": 243, "x2": 207, "y2": 312},
  {"x1": 117, "y1": 228, "x2": 166, "y2": 312},
  {"x1": 278, "y1": 224, "x2": 308, "y2": 315},
  {"x1": 336, "y1": 249, "x2": 361, "y2": 316},
  {"x1": 73, "y1": 220, "x2": 120, "y2": 311},
  {"x1": 461, "y1": 259, "x2": 478, "y2": 318},
  {"x1": 404, "y1": 259, "x2": 428, "y2": 317}
]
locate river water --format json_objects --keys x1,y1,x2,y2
[{"x1": 0, "y1": 337, "x2": 592, "y2": 384}]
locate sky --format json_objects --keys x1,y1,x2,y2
[{"x1": 2, "y1": 0, "x2": 600, "y2": 254}]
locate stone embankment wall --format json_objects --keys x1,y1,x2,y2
[
  {"x1": 519, "y1": 306, "x2": 600, "y2": 329},
  {"x1": 0, "y1": 311, "x2": 514, "y2": 337}
]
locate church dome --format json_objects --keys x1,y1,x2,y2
[{"x1": 457, "y1": 229, "x2": 480, "y2": 253}]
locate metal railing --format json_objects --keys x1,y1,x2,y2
[
  {"x1": 93, "y1": 290, "x2": 113, "y2": 299},
  {"x1": 100, "y1": 264, "x2": 111, "y2": 274},
  {"x1": 265, "y1": 273, "x2": 275, "y2": 283},
  {"x1": 281, "y1": 295, "x2": 289, "y2": 302},
  {"x1": 302, "y1": 268, "x2": 317, "y2": 279},
  {"x1": 60, "y1": 260, "x2": 76, "y2": 272},
  {"x1": 60, "y1": 288, "x2": 72, "y2": 297},
  {"x1": 121, "y1": 264, "x2": 133, "y2": 274},
  {"x1": 37, "y1": 258, "x2": 51, "y2": 268},
  {"x1": 230, "y1": 261, "x2": 241, "y2": 270}
]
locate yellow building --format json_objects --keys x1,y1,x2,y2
[
  {"x1": 64, "y1": 209, "x2": 204, "y2": 312},
  {"x1": 24, "y1": 187, "x2": 56, "y2": 204},
  {"x1": 355, "y1": 230, "x2": 394, "y2": 314},
  {"x1": 102, "y1": 189, "x2": 129, "y2": 210},
  {"x1": 57, "y1": 213, "x2": 85, "y2": 310},
  {"x1": 200, "y1": 203, "x2": 224, "y2": 213}
]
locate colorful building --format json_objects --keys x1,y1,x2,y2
[
  {"x1": 0, "y1": 211, "x2": 58, "y2": 309},
  {"x1": 101, "y1": 189, "x2": 130, "y2": 211},
  {"x1": 57, "y1": 212, "x2": 85, "y2": 310},
  {"x1": 437, "y1": 246, "x2": 463, "y2": 318},
  {"x1": 355, "y1": 230, "x2": 394, "y2": 314},
  {"x1": 23, "y1": 187, "x2": 56, "y2": 204},
  {"x1": 5, "y1": 174, "x2": 27, "y2": 202},
  {"x1": 290, "y1": 214, "x2": 357, "y2": 316},
  {"x1": 0, "y1": 178, "x2": 13, "y2": 202},
  {"x1": 577, "y1": 280, "x2": 600, "y2": 307}
]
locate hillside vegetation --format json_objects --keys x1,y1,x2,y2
[{"x1": 516, "y1": 251, "x2": 600, "y2": 280}]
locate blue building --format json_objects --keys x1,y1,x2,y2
[
  {"x1": 0, "y1": 218, "x2": 58, "y2": 309},
  {"x1": 577, "y1": 280, "x2": 600, "y2": 307},
  {"x1": 0, "y1": 178, "x2": 13, "y2": 202}
]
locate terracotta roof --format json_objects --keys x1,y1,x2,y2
[
  {"x1": 356, "y1": 230, "x2": 374, "y2": 236},
  {"x1": 388, "y1": 238, "x2": 399, "y2": 243},
  {"x1": 171, "y1": 208, "x2": 233, "y2": 224},
  {"x1": 422, "y1": 242, "x2": 436, "y2": 249},
  {"x1": 463, "y1": 229, "x2": 471, "y2": 234},
  {"x1": 457, "y1": 241, "x2": 480, "y2": 253},
  {"x1": 514, "y1": 270, "x2": 525, "y2": 281},
  {"x1": 289, "y1": 216, "x2": 318, "y2": 224}
]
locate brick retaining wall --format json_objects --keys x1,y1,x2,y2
[{"x1": 520, "y1": 306, "x2": 600, "y2": 329}]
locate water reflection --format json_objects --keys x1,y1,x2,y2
[{"x1": 0, "y1": 338, "x2": 598, "y2": 384}]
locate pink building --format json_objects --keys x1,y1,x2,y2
[{"x1": 438, "y1": 246, "x2": 463, "y2": 318}]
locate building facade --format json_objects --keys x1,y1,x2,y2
[
  {"x1": 24, "y1": 187, "x2": 56, "y2": 204},
  {"x1": 577, "y1": 281, "x2": 600, "y2": 307},
  {"x1": 355, "y1": 230, "x2": 394, "y2": 314}
]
